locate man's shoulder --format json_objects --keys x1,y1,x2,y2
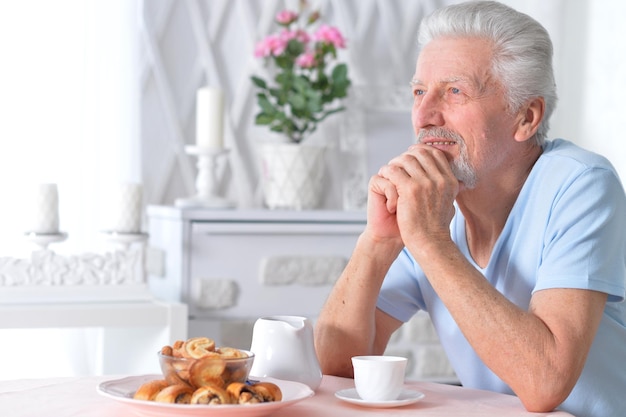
[
  {"x1": 541, "y1": 139, "x2": 616, "y2": 172},
  {"x1": 523, "y1": 138, "x2": 625, "y2": 208}
]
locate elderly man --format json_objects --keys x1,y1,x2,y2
[{"x1": 314, "y1": 2, "x2": 626, "y2": 417}]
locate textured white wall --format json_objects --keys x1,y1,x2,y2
[{"x1": 580, "y1": 0, "x2": 626, "y2": 181}]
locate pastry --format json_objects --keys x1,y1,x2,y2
[
  {"x1": 171, "y1": 340, "x2": 186, "y2": 358},
  {"x1": 133, "y1": 379, "x2": 169, "y2": 401},
  {"x1": 189, "y1": 355, "x2": 227, "y2": 388},
  {"x1": 154, "y1": 384, "x2": 194, "y2": 404},
  {"x1": 252, "y1": 381, "x2": 283, "y2": 402},
  {"x1": 190, "y1": 385, "x2": 233, "y2": 405},
  {"x1": 227, "y1": 382, "x2": 263, "y2": 404},
  {"x1": 160, "y1": 354, "x2": 193, "y2": 387},
  {"x1": 217, "y1": 347, "x2": 249, "y2": 358},
  {"x1": 182, "y1": 337, "x2": 216, "y2": 359}
]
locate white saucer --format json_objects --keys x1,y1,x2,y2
[{"x1": 335, "y1": 388, "x2": 425, "y2": 408}]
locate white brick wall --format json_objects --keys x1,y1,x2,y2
[{"x1": 385, "y1": 311, "x2": 457, "y2": 382}]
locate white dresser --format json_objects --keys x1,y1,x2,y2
[
  {"x1": 146, "y1": 206, "x2": 366, "y2": 347},
  {"x1": 146, "y1": 206, "x2": 456, "y2": 382}
]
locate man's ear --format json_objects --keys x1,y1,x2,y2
[{"x1": 514, "y1": 97, "x2": 545, "y2": 142}]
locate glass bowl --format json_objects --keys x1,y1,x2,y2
[{"x1": 157, "y1": 349, "x2": 255, "y2": 389}]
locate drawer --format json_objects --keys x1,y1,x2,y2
[{"x1": 187, "y1": 221, "x2": 363, "y2": 319}]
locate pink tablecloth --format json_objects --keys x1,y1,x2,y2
[{"x1": 0, "y1": 374, "x2": 574, "y2": 416}]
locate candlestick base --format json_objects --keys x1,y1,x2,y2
[
  {"x1": 175, "y1": 146, "x2": 235, "y2": 209},
  {"x1": 175, "y1": 195, "x2": 235, "y2": 209},
  {"x1": 100, "y1": 231, "x2": 149, "y2": 251},
  {"x1": 24, "y1": 232, "x2": 68, "y2": 250}
]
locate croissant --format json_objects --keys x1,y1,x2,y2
[
  {"x1": 171, "y1": 340, "x2": 186, "y2": 357},
  {"x1": 160, "y1": 345, "x2": 174, "y2": 356},
  {"x1": 133, "y1": 379, "x2": 169, "y2": 401},
  {"x1": 154, "y1": 384, "x2": 194, "y2": 404},
  {"x1": 217, "y1": 347, "x2": 249, "y2": 358},
  {"x1": 190, "y1": 385, "x2": 233, "y2": 405},
  {"x1": 189, "y1": 356, "x2": 227, "y2": 388},
  {"x1": 252, "y1": 381, "x2": 283, "y2": 402},
  {"x1": 182, "y1": 337, "x2": 216, "y2": 359},
  {"x1": 161, "y1": 354, "x2": 193, "y2": 387},
  {"x1": 227, "y1": 382, "x2": 263, "y2": 404}
]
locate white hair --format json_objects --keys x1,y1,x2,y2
[{"x1": 418, "y1": 1, "x2": 557, "y2": 145}]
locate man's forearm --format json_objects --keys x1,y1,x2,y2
[{"x1": 314, "y1": 233, "x2": 402, "y2": 376}]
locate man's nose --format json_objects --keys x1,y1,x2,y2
[{"x1": 412, "y1": 92, "x2": 445, "y2": 128}]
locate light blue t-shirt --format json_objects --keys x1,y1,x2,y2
[{"x1": 377, "y1": 139, "x2": 626, "y2": 417}]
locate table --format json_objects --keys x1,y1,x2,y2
[{"x1": 0, "y1": 374, "x2": 574, "y2": 416}]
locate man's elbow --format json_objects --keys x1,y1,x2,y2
[
  {"x1": 518, "y1": 386, "x2": 570, "y2": 414},
  {"x1": 320, "y1": 359, "x2": 354, "y2": 378},
  {"x1": 316, "y1": 347, "x2": 354, "y2": 378}
]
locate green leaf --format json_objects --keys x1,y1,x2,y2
[
  {"x1": 268, "y1": 88, "x2": 287, "y2": 105},
  {"x1": 255, "y1": 113, "x2": 274, "y2": 125},
  {"x1": 332, "y1": 64, "x2": 348, "y2": 83},
  {"x1": 250, "y1": 75, "x2": 267, "y2": 89},
  {"x1": 293, "y1": 75, "x2": 310, "y2": 92},
  {"x1": 330, "y1": 84, "x2": 348, "y2": 99},
  {"x1": 288, "y1": 93, "x2": 306, "y2": 110},
  {"x1": 275, "y1": 72, "x2": 294, "y2": 90},
  {"x1": 307, "y1": 94, "x2": 323, "y2": 113},
  {"x1": 268, "y1": 88, "x2": 281, "y2": 98},
  {"x1": 273, "y1": 111, "x2": 286, "y2": 122},
  {"x1": 286, "y1": 39, "x2": 305, "y2": 56},
  {"x1": 275, "y1": 55, "x2": 294, "y2": 70},
  {"x1": 257, "y1": 94, "x2": 277, "y2": 115}
]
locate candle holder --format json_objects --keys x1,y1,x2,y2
[
  {"x1": 100, "y1": 231, "x2": 149, "y2": 251},
  {"x1": 24, "y1": 231, "x2": 68, "y2": 250},
  {"x1": 175, "y1": 145, "x2": 235, "y2": 209}
]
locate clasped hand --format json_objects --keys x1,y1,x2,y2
[{"x1": 367, "y1": 144, "x2": 459, "y2": 246}]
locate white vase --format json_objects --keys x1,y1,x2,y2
[{"x1": 258, "y1": 142, "x2": 326, "y2": 210}]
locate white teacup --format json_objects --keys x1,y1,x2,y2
[{"x1": 352, "y1": 355, "x2": 407, "y2": 401}]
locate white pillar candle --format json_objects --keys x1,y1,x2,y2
[
  {"x1": 31, "y1": 183, "x2": 60, "y2": 234},
  {"x1": 196, "y1": 87, "x2": 224, "y2": 149},
  {"x1": 110, "y1": 183, "x2": 143, "y2": 233}
]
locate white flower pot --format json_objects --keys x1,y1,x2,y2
[{"x1": 258, "y1": 142, "x2": 327, "y2": 210}]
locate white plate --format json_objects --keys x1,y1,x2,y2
[
  {"x1": 97, "y1": 374, "x2": 314, "y2": 417},
  {"x1": 335, "y1": 388, "x2": 425, "y2": 408}
]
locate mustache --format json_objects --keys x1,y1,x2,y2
[
  {"x1": 416, "y1": 128, "x2": 465, "y2": 144},
  {"x1": 415, "y1": 128, "x2": 477, "y2": 188}
]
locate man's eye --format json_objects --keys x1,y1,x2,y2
[
  {"x1": 413, "y1": 89, "x2": 425, "y2": 96},
  {"x1": 450, "y1": 87, "x2": 461, "y2": 94}
]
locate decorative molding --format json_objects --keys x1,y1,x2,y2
[
  {"x1": 191, "y1": 278, "x2": 239, "y2": 310},
  {"x1": 259, "y1": 255, "x2": 347, "y2": 286},
  {"x1": 0, "y1": 249, "x2": 145, "y2": 287},
  {"x1": 0, "y1": 248, "x2": 149, "y2": 304}
]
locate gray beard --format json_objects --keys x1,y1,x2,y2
[{"x1": 416, "y1": 128, "x2": 477, "y2": 189}]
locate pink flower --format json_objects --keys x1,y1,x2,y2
[
  {"x1": 279, "y1": 29, "x2": 310, "y2": 45},
  {"x1": 254, "y1": 34, "x2": 288, "y2": 58},
  {"x1": 275, "y1": 10, "x2": 298, "y2": 25},
  {"x1": 296, "y1": 52, "x2": 317, "y2": 68},
  {"x1": 313, "y1": 25, "x2": 346, "y2": 49}
]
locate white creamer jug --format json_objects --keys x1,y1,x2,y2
[{"x1": 249, "y1": 315, "x2": 322, "y2": 390}]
